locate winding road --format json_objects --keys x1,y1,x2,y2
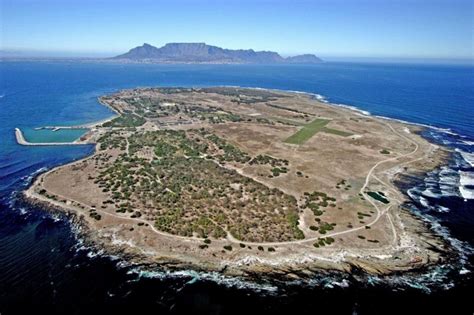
[
  {"x1": 29, "y1": 120, "x2": 428, "y2": 248},
  {"x1": 220, "y1": 122, "x2": 422, "y2": 246}
]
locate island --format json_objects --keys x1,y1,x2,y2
[{"x1": 23, "y1": 87, "x2": 452, "y2": 279}]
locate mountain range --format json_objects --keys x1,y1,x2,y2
[{"x1": 113, "y1": 43, "x2": 322, "y2": 64}]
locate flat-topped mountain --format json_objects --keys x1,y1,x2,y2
[{"x1": 113, "y1": 43, "x2": 322, "y2": 64}]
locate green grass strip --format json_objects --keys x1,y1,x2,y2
[
  {"x1": 321, "y1": 127, "x2": 353, "y2": 137},
  {"x1": 284, "y1": 119, "x2": 330, "y2": 144}
]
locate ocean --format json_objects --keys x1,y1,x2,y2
[{"x1": 0, "y1": 61, "x2": 473, "y2": 314}]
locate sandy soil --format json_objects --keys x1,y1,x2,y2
[{"x1": 23, "y1": 87, "x2": 453, "y2": 279}]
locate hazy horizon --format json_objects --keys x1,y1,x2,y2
[
  {"x1": 1, "y1": 0, "x2": 473, "y2": 61},
  {"x1": 1, "y1": 47, "x2": 472, "y2": 65}
]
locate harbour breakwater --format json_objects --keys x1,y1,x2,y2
[{"x1": 15, "y1": 128, "x2": 86, "y2": 146}]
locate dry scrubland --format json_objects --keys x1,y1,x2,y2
[{"x1": 26, "y1": 87, "x2": 451, "y2": 277}]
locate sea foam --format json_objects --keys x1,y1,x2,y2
[
  {"x1": 459, "y1": 170, "x2": 474, "y2": 200},
  {"x1": 456, "y1": 149, "x2": 474, "y2": 167}
]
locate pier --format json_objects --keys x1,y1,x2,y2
[{"x1": 34, "y1": 126, "x2": 87, "y2": 131}]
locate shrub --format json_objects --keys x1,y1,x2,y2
[
  {"x1": 366, "y1": 191, "x2": 390, "y2": 204},
  {"x1": 325, "y1": 237, "x2": 335, "y2": 244},
  {"x1": 89, "y1": 212, "x2": 101, "y2": 221}
]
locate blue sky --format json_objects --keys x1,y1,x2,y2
[{"x1": 1, "y1": 0, "x2": 473, "y2": 59}]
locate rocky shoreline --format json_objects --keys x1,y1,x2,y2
[
  {"x1": 21, "y1": 158, "x2": 458, "y2": 283},
  {"x1": 19, "y1": 87, "x2": 463, "y2": 283},
  {"x1": 22, "y1": 192, "x2": 460, "y2": 285}
]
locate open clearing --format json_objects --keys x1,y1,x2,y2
[
  {"x1": 284, "y1": 118, "x2": 352, "y2": 144},
  {"x1": 24, "y1": 87, "x2": 449, "y2": 276}
]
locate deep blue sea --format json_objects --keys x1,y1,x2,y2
[{"x1": 0, "y1": 61, "x2": 473, "y2": 314}]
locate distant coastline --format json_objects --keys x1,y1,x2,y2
[
  {"x1": 111, "y1": 42, "x2": 323, "y2": 64},
  {"x1": 2, "y1": 55, "x2": 473, "y2": 66},
  {"x1": 1, "y1": 42, "x2": 323, "y2": 65}
]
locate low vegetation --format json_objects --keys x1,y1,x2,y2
[
  {"x1": 102, "y1": 113, "x2": 145, "y2": 128},
  {"x1": 284, "y1": 119, "x2": 330, "y2": 144},
  {"x1": 95, "y1": 129, "x2": 304, "y2": 242},
  {"x1": 366, "y1": 191, "x2": 390, "y2": 204},
  {"x1": 313, "y1": 237, "x2": 335, "y2": 248},
  {"x1": 284, "y1": 118, "x2": 352, "y2": 144}
]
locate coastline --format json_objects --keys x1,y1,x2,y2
[
  {"x1": 15, "y1": 127, "x2": 88, "y2": 146},
  {"x1": 236, "y1": 86, "x2": 469, "y2": 139},
  {"x1": 22, "y1": 175, "x2": 456, "y2": 282},
  {"x1": 19, "y1": 86, "x2": 463, "y2": 281},
  {"x1": 15, "y1": 97, "x2": 118, "y2": 146}
]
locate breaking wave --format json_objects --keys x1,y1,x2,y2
[
  {"x1": 52, "y1": 88, "x2": 474, "y2": 292},
  {"x1": 457, "y1": 149, "x2": 474, "y2": 167},
  {"x1": 4, "y1": 85, "x2": 473, "y2": 297},
  {"x1": 459, "y1": 171, "x2": 474, "y2": 200}
]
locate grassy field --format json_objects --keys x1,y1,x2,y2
[
  {"x1": 284, "y1": 118, "x2": 353, "y2": 144},
  {"x1": 284, "y1": 119, "x2": 330, "y2": 144},
  {"x1": 270, "y1": 117, "x2": 306, "y2": 126},
  {"x1": 321, "y1": 127, "x2": 353, "y2": 137}
]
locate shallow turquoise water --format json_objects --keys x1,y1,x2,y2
[
  {"x1": 0, "y1": 61, "x2": 472, "y2": 314},
  {"x1": 22, "y1": 128, "x2": 88, "y2": 143}
]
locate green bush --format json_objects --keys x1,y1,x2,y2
[{"x1": 89, "y1": 212, "x2": 101, "y2": 220}]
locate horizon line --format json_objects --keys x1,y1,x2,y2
[{"x1": 1, "y1": 49, "x2": 473, "y2": 62}]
